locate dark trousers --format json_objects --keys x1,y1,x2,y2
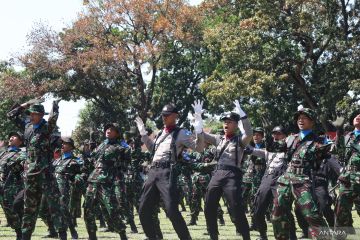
[
  {"x1": 139, "y1": 167, "x2": 191, "y2": 240},
  {"x1": 204, "y1": 169, "x2": 250, "y2": 240},
  {"x1": 253, "y1": 174, "x2": 297, "y2": 238}
]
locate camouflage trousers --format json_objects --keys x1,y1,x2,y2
[
  {"x1": 22, "y1": 172, "x2": 67, "y2": 235},
  {"x1": 57, "y1": 178, "x2": 77, "y2": 228},
  {"x1": 335, "y1": 172, "x2": 360, "y2": 231},
  {"x1": 190, "y1": 175, "x2": 224, "y2": 221},
  {"x1": 115, "y1": 179, "x2": 134, "y2": 223},
  {"x1": 69, "y1": 182, "x2": 82, "y2": 219},
  {"x1": 84, "y1": 182, "x2": 126, "y2": 234},
  {"x1": 272, "y1": 180, "x2": 329, "y2": 240},
  {"x1": 242, "y1": 181, "x2": 252, "y2": 212},
  {"x1": 2, "y1": 179, "x2": 23, "y2": 230}
]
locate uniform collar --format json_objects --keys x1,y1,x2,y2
[
  {"x1": 255, "y1": 142, "x2": 264, "y2": 149},
  {"x1": 300, "y1": 129, "x2": 313, "y2": 140},
  {"x1": 62, "y1": 152, "x2": 73, "y2": 159},
  {"x1": 8, "y1": 146, "x2": 20, "y2": 152},
  {"x1": 354, "y1": 129, "x2": 360, "y2": 138},
  {"x1": 33, "y1": 119, "x2": 46, "y2": 129},
  {"x1": 164, "y1": 125, "x2": 177, "y2": 133}
]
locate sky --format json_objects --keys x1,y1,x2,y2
[{"x1": 0, "y1": 0, "x2": 202, "y2": 136}]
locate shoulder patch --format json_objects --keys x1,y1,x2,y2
[{"x1": 184, "y1": 130, "x2": 192, "y2": 136}]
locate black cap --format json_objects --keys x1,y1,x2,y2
[
  {"x1": 161, "y1": 104, "x2": 179, "y2": 115},
  {"x1": 8, "y1": 131, "x2": 24, "y2": 142},
  {"x1": 220, "y1": 112, "x2": 240, "y2": 122},
  {"x1": 61, "y1": 137, "x2": 75, "y2": 148},
  {"x1": 253, "y1": 127, "x2": 265, "y2": 134},
  {"x1": 272, "y1": 126, "x2": 286, "y2": 134},
  {"x1": 349, "y1": 108, "x2": 360, "y2": 126},
  {"x1": 104, "y1": 123, "x2": 121, "y2": 134}
]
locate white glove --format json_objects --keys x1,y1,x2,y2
[
  {"x1": 233, "y1": 100, "x2": 246, "y2": 118},
  {"x1": 191, "y1": 100, "x2": 204, "y2": 134},
  {"x1": 135, "y1": 116, "x2": 147, "y2": 136}
]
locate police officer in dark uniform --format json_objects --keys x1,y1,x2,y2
[
  {"x1": 194, "y1": 100, "x2": 253, "y2": 240},
  {"x1": 135, "y1": 102, "x2": 203, "y2": 240}
]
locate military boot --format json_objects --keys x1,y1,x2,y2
[
  {"x1": 42, "y1": 226, "x2": 58, "y2": 238},
  {"x1": 187, "y1": 216, "x2": 197, "y2": 226},
  {"x1": 58, "y1": 231, "x2": 67, "y2": 240},
  {"x1": 119, "y1": 231, "x2": 128, "y2": 240},
  {"x1": 218, "y1": 215, "x2": 225, "y2": 225},
  {"x1": 69, "y1": 226, "x2": 79, "y2": 239},
  {"x1": 88, "y1": 231, "x2": 97, "y2": 240},
  {"x1": 129, "y1": 219, "x2": 138, "y2": 233},
  {"x1": 21, "y1": 232, "x2": 31, "y2": 240},
  {"x1": 15, "y1": 228, "x2": 22, "y2": 240}
]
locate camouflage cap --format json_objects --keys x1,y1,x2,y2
[
  {"x1": 25, "y1": 104, "x2": 48, "y2": 115},
  {"x1": 349, "y1": 108, "x2": 360, "y2": 126},
  {"x1": 253, "y1": 127, "x2": 265, "y2": 134},
  {"x1": 61, "y1": 137, "x2": 75, "y2": 148},
  {"x1": 293, "y1": 107, "x2": 316, "y2": 122},
  {"x1": 104, "y1": 123, "x2": 121, "y2": 134},
  {"x1": 220, "y1": 112, "x2": 240, "y2": 122},
  {"x1": 8, "y1": 131, "x2": 24, "y2": 142}
]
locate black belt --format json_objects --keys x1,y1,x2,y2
[
  {"x1": 215, "y1": 164, "x2": 241, "y2": 174},
  {"x1": 150, "y1": 161, "x2": 171, "y2": 169},
  {"x1": 288, "y1": 167, "x2": 310, "y2": 175}
]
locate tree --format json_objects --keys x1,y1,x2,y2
[
  {"x1": 200, "y1": 0, "x2": 360, "y2": 131},
  {"x1": 9, "y1": 0, "x2": 204, "y2": 132}
]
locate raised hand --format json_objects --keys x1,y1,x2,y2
[
  {"x1": 135, "y1": 116, "x2": 147, "y2": 136},
  {"x1": 233, "y1": 99, "x2": 246, "y2": 118}
]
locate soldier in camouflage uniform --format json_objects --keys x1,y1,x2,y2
[
  {"x1": 335, "y1": 108, "x2": 360, "y2": 237},
  {"x1": 272, "y1": 107, "x2": 330, "y2": 240},
  {"x1": 83, "y1": 123, "x2": 129, "y2": 240},
  {"x1": 52, "y1": 137, "x2": 81, "y2": 239},
  {"x1": 7, "y1": 100, "x2": 68, "y2": 240},
  {"x1": 187, "y1": 146, "x2": 224, "y2": 226},
  {"x1": 113, "y1": 137, "x2": 138, "y2": 233},
  {"x1": 248, "y1": 127, "x2": 267, "y2": 230},
  {"x1": 0, "y1": 132, "x2": 26, "y2": 240}
]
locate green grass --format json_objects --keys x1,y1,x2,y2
[{"x1": 1, "y1": 204, "x2": 360, "y2": 239}]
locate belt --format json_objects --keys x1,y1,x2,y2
[
  {"x1": 345, "y1": 165, "x2": 360, "y2": 171},
  {"x1": 215, "y1": 164, "x2": 241, "y2": 174},
  {"x1": 150, "y1": 161, "x2": 171, "y2": 169},
  {"x1": 288, "y1": 167, "x2": 309, "y2": 175}
]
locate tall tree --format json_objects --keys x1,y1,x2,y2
[{"x1": 200, "y1": 0, "x2": 360, "y2": 130}]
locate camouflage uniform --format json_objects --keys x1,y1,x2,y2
[
  {"x1": 272, "y1": 131, "x2": 330, "y2": 240},
  {"x1": 7, "y1": 102, "x2": 67, "y2": 239},
  {"x1": 0, "y1": 146, "x2": 26, "y2": 234},
  {"x1": 335, "y1": 128, "x2": 360, "y2": 235},
  {"x1": 83, "y1": 137, "x2": 129, "y2": 239},
  {"x1": 52, "y1": 150, "x2": 82, "y2": 236}
]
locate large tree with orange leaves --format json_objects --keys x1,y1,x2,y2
[{"x1": 2, "y1": 0, "x2": 205, "y2": 131}]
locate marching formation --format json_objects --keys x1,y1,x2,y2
[{"x1": 0, "y1": 97, "x2": 360, "y2": 240}]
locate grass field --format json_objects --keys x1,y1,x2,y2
[{"x1": 1, "y1": 203, "x2": 360, "y2": 240}]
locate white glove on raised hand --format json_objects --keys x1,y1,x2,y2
[
  {"x1": 191, "y1": 100, "x2": 204, "y2": 134},
  {"x1": 233, "y1": 100, "x2": 246, "y2": 118},
  {"x1": 135, "y1": 116, "x2": 148, "y2": 136}
]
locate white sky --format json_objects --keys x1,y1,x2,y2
[{"x1": 0, "y1": 0, "x2": 202, "y2": 136}]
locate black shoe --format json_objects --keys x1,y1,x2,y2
[
  {"x1": 58, "y1": 231, "x2": 67, "y2": 240},
  {"x1": 42, "y1": 231, "x2": 58, "y2": 238},
  {"x1": 187, "y1": 217, "x2": 197, "y2": 226},
  {"x1": 209, "y1": 233, "x2": 218, "y2": 240},
  {"x1": 88, "y1": 231, "x2": 97, "y2": 240},
  {"x1": 15, "y1": 229, "x2": 22, "y2": 240},
  {"x1": 22, "y1": 232, "x2": 31, "y2": 240},
  {"x1": 129, "y1": 220, "x2": 138, "y2": 233},
  {"x1": 218, "y1": 216, "x2": 225, "y2": 226},
  {"x1": 120, "y1": 231, "x2": 128, "y2": 240},
  {"x1": 70, "y1": 227, "x2": 78, "y2": 239}
]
